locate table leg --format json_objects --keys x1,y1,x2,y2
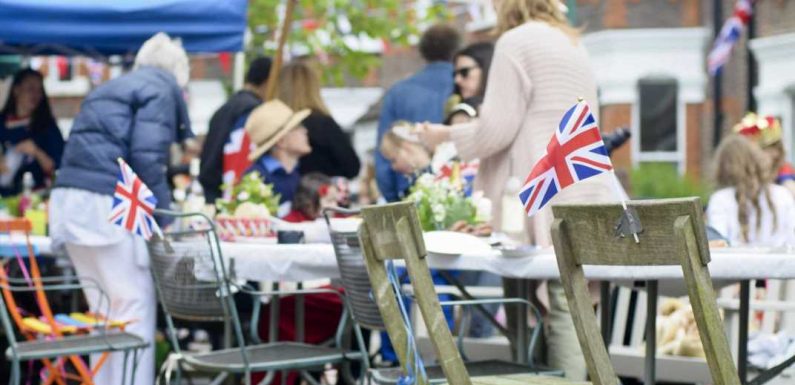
[
  {"x1": 600, "y1": 281, "x2": 611, "y2": 346},
  {"x1": 739, "y1": 280, "x2": 750, "y2": 384},
  {"x1": 516, "y1": 279, "x2": 530, "y2": 364},
  {"x1": 295, "y1": 282, "x2": 305, "y2": 343},
  {"x1": 645, "y1": 280, "x2": 658, "y2": 385},
  {"x1": 438, "y1": 271, "x2": 510, "y2": 338},
  {"x1": 269, "y1": 282, "x2": 280, "y2": 342}
]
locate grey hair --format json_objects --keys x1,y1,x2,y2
[{"x1": 134, "y1": 32, "x2": 190, "y2": 87}]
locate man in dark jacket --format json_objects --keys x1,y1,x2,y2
[{"x1": 199, "y1": 56, "x2": 271, "y2": 202}]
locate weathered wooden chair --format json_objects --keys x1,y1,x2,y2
[
  {"x1": 551, "y1": 197, "x2": 741, "y2": 385},
  {"x1": 358, "y1": 202, "x2": 578, "y2": 384}
]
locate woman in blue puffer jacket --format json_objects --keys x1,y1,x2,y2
[{"x1": 49, "y1": 33, "x2": 192, "y2": 385}]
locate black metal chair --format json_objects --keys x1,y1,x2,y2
[{"x1": 148, "y1": 210, "x2": 368, "y2": 385}]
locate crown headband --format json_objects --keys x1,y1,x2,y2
[{"x1": 734, "y1": 112, "x2": 782, "y2": 147}]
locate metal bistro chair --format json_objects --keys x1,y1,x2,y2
[
  {"x1": 350, "y1": 203, "x2": 565, "y2": 384},
  {"x1": 551, "y1": 197, "x2": 741, "y2": 385},
  {"x1": 148, "y1": 210, "x2": 368, "y2": 385},
  {"x1": 0, "y1": 218, "x2": 147, "y2": 385}
]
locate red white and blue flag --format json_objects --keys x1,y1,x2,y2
[
  {"x1": 222, "y1": 127, "x2": 253, "y2": 198},
  {"x1": 519, "y1": 100, "x2": 613, "y2": 217},
  {"x1": 707, "y1": 0, "x2": 753, "y2": 76},
  {"x1": 108, "y1": 158, "x2": 162, "y2": 240}
]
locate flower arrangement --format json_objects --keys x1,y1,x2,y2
[
  {"x1": 215, "y1": 172, "x2": 280, "y2": 218},
  {"x1": 405, "y1": 173, "x2": 484, "y2": 232}
]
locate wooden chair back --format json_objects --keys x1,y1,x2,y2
[
  {"x1": 550, "y1": 197, "x2": 740, "y2": 385},
  {"x1": 359, "y1": 202, "x2": 472, "y2": 385}
]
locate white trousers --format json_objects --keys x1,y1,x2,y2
[{"x1": 66, "y1": 238, "x2": 156, "y2": 385}]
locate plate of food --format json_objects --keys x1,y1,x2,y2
[{"x1": 423, "y1": 231, "x2": 492, "y2": 257}]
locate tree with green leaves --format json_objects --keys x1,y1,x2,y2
[{"x1": 248, "y1": 0, "x2": 450, "y2": 84}]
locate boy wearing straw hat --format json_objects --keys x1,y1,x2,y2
[{"x1": 244, "y1": 99, "x2": 311, "y2": 216}]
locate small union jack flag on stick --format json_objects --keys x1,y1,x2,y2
[
  {"x1": 519, "y1": 99, "x2": 638, "y2": 242},
  {"x1": 108, "y1": 158, "x2": 162, "y2": 240}
]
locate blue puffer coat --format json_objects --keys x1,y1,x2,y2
[{"x1": 55, "y1": 66, "x2": 193, "y2": 210}]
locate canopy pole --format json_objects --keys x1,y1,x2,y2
[
  {"x1": 264, "y1": 0, "x2": 297, "y2": 101},
  {"x1": 233, "y1": 51, "x2": 245, "y2": 91}
]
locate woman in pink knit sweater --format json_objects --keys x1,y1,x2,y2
[{"x1": 419, "y1": 0, "x2": 617, "y2": 380}]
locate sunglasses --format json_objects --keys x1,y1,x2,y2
[{"x1": 453, "y1": 66, "x2": 478, "y2": 79}]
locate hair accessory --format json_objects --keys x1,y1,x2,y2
[
  {"x1": 734, "y1": 112, "x2": 782, "y2": 147},
  {"x1": 318, "y1": 184, "x2": 330, "y2": 197},
  {"x1": 449, "y1": 103, "x2": 477, "y2": 119}
]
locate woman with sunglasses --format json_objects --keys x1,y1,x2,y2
[{"x1": 453, "y1": 42, "x2": 494, "y2": 101}]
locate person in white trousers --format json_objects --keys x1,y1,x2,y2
[{"x1": 49, "y1": 32, "x2": 193, "y2": 385}]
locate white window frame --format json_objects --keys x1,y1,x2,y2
[
  {"x1": 750, "y1": 33, "x2": 795, "y2": 163},
  {"x1": 632, "y1": 77, "x2": 686, "y2": 175},
  {"x1": 583, "y1": 28, "x2": 709, "y2": 175}
]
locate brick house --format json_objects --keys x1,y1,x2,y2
[
  {"x1": 374, "y1": 0, "x2": 795, "y2": 181},
  {"x1": 579, "y1": 0, "x2": 795, "y2": 180}
]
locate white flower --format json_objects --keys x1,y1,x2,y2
[
  {"x1": 237, "y1": 191, "x2": 250, "y2": 201},
  {"x1": 474, "y1": 196, "x2": 492, "y2": 223},
  {"x1": 416, "y1": 173, "x2": 435, "y2": 187},
  {"x1": 432, "y1": 203, "x2": 446, "y2": 223}
]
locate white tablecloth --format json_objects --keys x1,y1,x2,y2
[
  {"x1": 12, "y1": 235, "x2": 795, "y2": 283},
  {"x1": 220, "y1": 242, "x2": 795, "y2": 283}
]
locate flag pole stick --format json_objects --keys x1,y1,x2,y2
[{"x1": 609, "y1": 170, "x2": 639, "y2": 243}]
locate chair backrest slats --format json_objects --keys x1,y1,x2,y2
[
  {"x1": 148, "y1": 236, "x2": 228, "y2": 322},
  {"x1": 551, "y1": 197, "x2": 740, "y2": 385},
  {"x1": 551, "y1": 198, "x2": 710, "y2": 266},
  {"x1": 328, "y1": 226, "x2": 386, "y2": 330},
  {"x1": 359, "y1": 202, "x2": 425, "y2": 261},
  {"x1": 360, "y1": 202, "x2": 471, "y2": 385}
]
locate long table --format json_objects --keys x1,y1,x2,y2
[
  {"x1": 220, "y1": 241, "x2": 795, "y2": 282},
  {"x1": 12, "y1": 235, "x2": 795, "y2": 384},
  {"x1": 16, "y1": 235, "x2": 795, "y2": 282}
]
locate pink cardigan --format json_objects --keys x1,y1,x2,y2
[{"x1": 451, "y1": 21, "x2": 618, "y2": 246}]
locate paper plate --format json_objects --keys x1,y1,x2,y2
[{"x1": 423, "y1": 231, "x2": 492, "y2": 257}]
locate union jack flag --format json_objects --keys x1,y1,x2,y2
[
  {"x1": 519, "y1": 100, "x2": 613, "y2": 217},
  {"x1": 222, "y1": 127, "x2": 253, "y2": 198},
  {"x1": 707, "y1": 0, "x2": 753, "y2": 75},
  {"x1": 108, "y1": 158, "x2": 162, "y2": 240}
]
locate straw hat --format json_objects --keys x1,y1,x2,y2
[{"x1": 245, "y1": 99, "x2": 310, "y2": 161}]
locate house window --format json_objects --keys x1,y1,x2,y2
[
  {"x1": 639, "y1": 78, "x2": 678, "y2": 153},
  {"x1": 633, "y1": 76, "x2": 683, "y2": 173}
]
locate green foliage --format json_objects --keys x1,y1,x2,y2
[
  {"x1": 247, "y1": 0, "x2": 450, "y2": 84},
  {"x1": 215, "y1": 172, "x2": 281, "y2": 216},
  {"x1": 405, "y1": 174, "x2": 478, "y2": 232},
  {"x1": 630, "y1": 162, "x2": 711, "y2": 202},
  {"x1": 1, "y1": 193, "x2": 42, "y2": 217}
]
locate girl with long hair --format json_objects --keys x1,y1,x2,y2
[
  {"x1": 277, "y1": 61, "x2": 361, "y2": 179},
  {"x1": 708, "y1": 134, "x2": 795, "y2": 247},
  {"x1": 0, "y1": 68, "x2": 64, "y2": 195},
  {"x1": 734, "y1": 113, "x2": 795, "y2": 197}
]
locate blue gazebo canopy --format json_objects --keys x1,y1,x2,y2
[{"x1": 0, "y1": 0, "x2": 248, "y2": 56}]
